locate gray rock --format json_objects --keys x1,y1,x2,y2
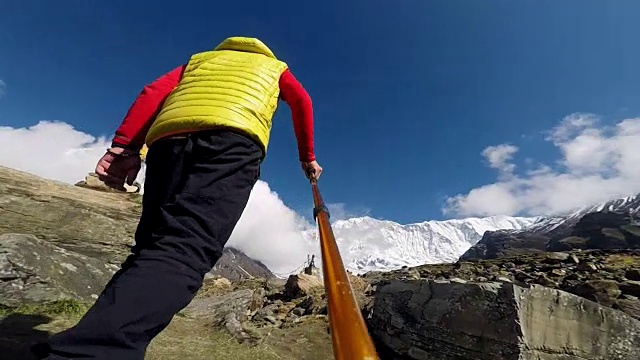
[
  {"x1": 545, "y1": 252, "x2": 570, "y2": 263},
  {"x1": 180, "y1": 289, "x2": 254, "y2": 325},
  {"x1": 223, "y1": 312, "x2": 261, "y2": 344},
  {"x1": 283, "y1": 273, "x2": 324, "y2": 300},
  {"x1": 291, "y1": 307, "x2": 305, "y2": 316},
  {"x1": 0, "y1": 233, "x2": 118, "y2": 307},
  {"x1": 620, "y1": 280, "x2": 640, "y2": 298},
  {"x1": 366, "y1": 279, "x2": 640, "y2": 360},
  {"x1": 571, "y1": 254, "x2": 580, "y2": 263}
]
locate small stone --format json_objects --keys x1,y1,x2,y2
[
  {"x1": 619, "y1": 281, "x2": 640, "y2": 298},
  {"x1": 544, "y1": 252, "x2": 570, "y2": 264},
  {"x1": 291, "y1": 307, "x2": 305, "y2": 316},
  {"x1": 626, "y1": 269, "x2": 640, "y2": 282},
  {"x1": 249, "y1": 288, "x2": 266, "y2": 312},
  {"x1": 577, "y1": 262, "x2": 598, "y2": 272},
  {"x1": 550, "y1": 269, "x2": 566, "y2": 277},
  {"x1": 296, "y1": 296, "x2": 314, "y2": 313},
  {"x1": 570, "y1": 254, "x2": 580, "y2": 264},
  {"x1": 514, "y1": 271, "x2": 535, "y2": 283},
  {"x1": 497, "y1": 277, "x2": 512, "y2": 283},
  {"x1": 567, "y1": 280, "x2": 622, "y2": 307},
  {"x1": 535, "y1": 275, "x2": 557, "y2": 288},
  {"x1": 565, "y1": 273, "x2": 580, "y2": 281}
]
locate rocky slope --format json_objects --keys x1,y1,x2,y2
[
  {"x1": 2, "y1": 164, "x2": 640, "y2": 360},
  {"x1": 461, "y1": 193, "x2": 640, "y2": 260},
  {"x1": 364, "y1": 249, "x2": 640, "y2": 321},
  {"x1": 0, "y1": 165, "x2": 273, "y2": 281},
  {"x1": 188, "y1": 253, "x2": 640, "y2": 360}
]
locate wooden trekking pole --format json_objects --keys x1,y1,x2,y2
[{"x1": 308, "y1": 174, "x2": 379, "y2": 360}]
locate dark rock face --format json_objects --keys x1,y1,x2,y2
[
  {"x1": 460, "y1": 231, "x2": 550, "y2": 260},
  {"x1": 549, "y1": 212, "x2": 640, "y2": 251},
  {"x1": 462, "y1": 209, "x2": 640, "y2": 261},
  {"x1": 366, "y1": 279, "x2": 640, "y2": 360}
]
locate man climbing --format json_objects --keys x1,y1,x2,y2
[{"x1": 34, "y1": 36, "x2": 322, "y2": 359}]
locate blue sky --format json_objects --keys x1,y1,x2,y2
[{"x1": 2, "y1": 1, "x2": 640, "y2": 224}]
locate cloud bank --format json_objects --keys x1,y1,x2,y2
[
  {"x1": 0, "y1": 120, "x2": 318, "y2": 276},
  {"x1": 444, "y1": 113, "x2": 640, "y2": 217}
]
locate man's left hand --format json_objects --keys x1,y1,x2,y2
[{"x1": 95, "y1": 147, "x2": 142, "y2": 191}]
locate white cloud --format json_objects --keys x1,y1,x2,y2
[
  {"x1": 0, "y1": 120, "x2": 318, "y2": 276},
  {"x1": 326, "y1": 202, "x2": 371, "y2": 221},
  {"x1": 482, "y1": 144, "x2": 518, "y2": 177},
  {"x1": 0, "y1": 121, "x2": 112, "y2": 184},
  {"x1": 444, "y1": 113, "x2": 640, "y2": 218},
  {"x1": 0, "y1": 79, "x2": 6, "y2": 99},
  {"x1": 228, "y1": 181, "x2": 318, "y2": 276}
]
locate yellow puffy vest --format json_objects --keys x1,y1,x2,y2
[{"x1": 145, "y1": 37, "x2": 289, "y2": 154}]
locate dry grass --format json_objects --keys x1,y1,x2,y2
[
  {"x1": 603, "y1": 253, "x2": 640, "y2": 268},
  {"x1": 1, "y1": 300, "x2": 334, "y2": 360}
]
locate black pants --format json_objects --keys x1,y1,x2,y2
[{"x1": 34, "y1": 130, "x2": 262, "y2": 359}]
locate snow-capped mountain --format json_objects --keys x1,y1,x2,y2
[
  {"x1": 301, "y1": 215, "x2": 537, "y2": 273},
  {"x1": 300, "y1": 193, "x2": 640, "y2": 274},
  {"x1": 460, "y1": 192, "x2": 640, "y2": 260}
]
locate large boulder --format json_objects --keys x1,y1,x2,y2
[
  {"x1": 0, "y1": 233, "x2": 119, "y2": 307},
  {"x1": 366, "y1": 279, "x2": 640, "y2": 360},
  {"x1": 283, "y1": 273, "x2": 324, "y2": 300}
]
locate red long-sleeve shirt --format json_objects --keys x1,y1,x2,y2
[{"x1": 112, "y1": 65, "x2": 316, "y2": 162}]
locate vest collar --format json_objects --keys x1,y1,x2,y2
[{"x1": 213, "y1": 37, "x2": 276, "y2": 59}]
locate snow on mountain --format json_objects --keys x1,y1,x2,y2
[
  {"x1": 301, "y1": 215, "x2": 537, "y2": 273},
  {"x1": 495, "y1": 193, "x2": 640, "y2": 236},
  {"x1": 298, "y1": 193, "x2": 640, "y2": 275}
]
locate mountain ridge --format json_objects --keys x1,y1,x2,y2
[{"x1": 460, "y1": 192, "x2": 640, "y2": 260}]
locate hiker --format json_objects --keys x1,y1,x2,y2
[{"x1": 34, "y1": 36, "x2": 322, "y2": 359}]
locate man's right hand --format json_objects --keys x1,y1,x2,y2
[{"x1": 302, "y1": 160, "x2": 323, "y2": 181}]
